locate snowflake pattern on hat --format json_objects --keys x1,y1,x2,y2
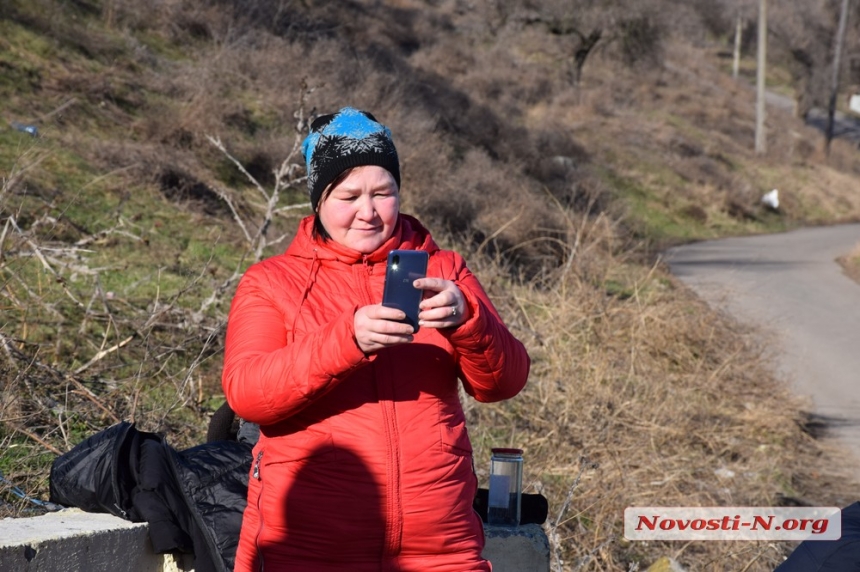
[{"x1": 302, "y1": 107, "x2": 400, "y2": 210}]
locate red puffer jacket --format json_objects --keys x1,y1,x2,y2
[{"x1": 223, "y1": 214, "x2": 530, "y2": 572}]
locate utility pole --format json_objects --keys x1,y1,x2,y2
[
  {"x1": 733, "y1": 15, "x2": 742, "y2": 80},
  {"x1": 755, "y1": 0, "x2": 767, "y2": 154},
  {"x1": 825, "y1": 0, "x2": 852, "y2": 156}
]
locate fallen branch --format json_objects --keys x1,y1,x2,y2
[
  {"x1": 1, "y1": 149, "x2": 50, "y2": 203},
  {"x1": 35, "y1": 97, "x2": 78, "y2": 124},
  {"x1": 75, "y1": 216, "x2": 143, "y2": 247},
  {"x1": 9, "y1": 423, "x2": 63, "y2": 455},
  {"x1": 7, "y1": 216, "x2": 83, "y2": 307},
  {"x1": 73, "y1": 335, "x2": 134, "y2": 375},
  {"x1": 67, "y1": 385, "x2": 121, "y2": 424},
  {"x1": 0, "y1": 331, "x2": 122, "y2": 425}
]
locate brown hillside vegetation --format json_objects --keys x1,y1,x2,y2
[
  {"x1": 2, "y1": 1, "x2": 860, "y2": 570},
  {"x1": 839, "y1": 242, "x2": 860, "y2": 284}
]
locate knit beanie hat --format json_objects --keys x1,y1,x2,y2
[{"x1": 301, "y1": 107, "x2": 401, "y2": 211}]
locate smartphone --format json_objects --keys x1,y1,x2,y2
[{"x1": 382, "y1": 249, "x2": 428, "y2": 332}]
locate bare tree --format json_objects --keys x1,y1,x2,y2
[
  {"x1": 547, "y1": 18, "x2": 603, "y2": 86},
  {"x1": 767, "y1": 0, "x2": 847, "y2": 119},
  {"x1": 531, "y1": 0, "x2": 676, "y2": 86}
]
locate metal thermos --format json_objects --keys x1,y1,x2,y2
[{"x1": 487, "y1": 448, "x2": 523, "y2": 526}]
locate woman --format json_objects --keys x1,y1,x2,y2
[{"x1": 222, "y1": 107, "x2": 530, "y2": 571}]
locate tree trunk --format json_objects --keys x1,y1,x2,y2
[{"x1": 572, "y1": 29, "x2": 602, "y2": 86}]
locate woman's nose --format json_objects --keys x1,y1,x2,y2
[{"x1": 356, "y1": 196, "x2": 376, "y2": 219}]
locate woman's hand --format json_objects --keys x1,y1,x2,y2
[
  {"x1": 415, "y1": 278, "x2": 470, "y2": 329},
  {"x1": 354, "y1": 279, "x2": 469, "y2": 353},
  {"x1": 354, "y1": 304, "x2": 415, "y2": 354}
]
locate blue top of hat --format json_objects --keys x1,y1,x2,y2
[{"x1": 302, "y1": 107, "x2": 393, "y2": 173}]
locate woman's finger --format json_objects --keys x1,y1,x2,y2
[{"x1": 413, "y1": 277, "x2": 449, "y2": 293}]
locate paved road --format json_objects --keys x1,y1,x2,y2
[
  {"x1": 805, "y1": 108, "x2": 860, "y2": 146},
  {"x1": 766, "y1": 90, "x2": 860, "y2": 146},
  {"x1": 664, "y1": 224, "x2": 860, "y2": 463}
]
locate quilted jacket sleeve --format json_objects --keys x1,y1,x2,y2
[
  {"x1": 221, "y1": 263, "x2": 370, "y2": 426},
  {"x1": 441, "y1": 253, "x2": 530, "y2": 402}
]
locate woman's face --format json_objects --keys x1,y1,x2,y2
[{"x1": 317, "y1": 165, "x2": 400, "y2": 254}]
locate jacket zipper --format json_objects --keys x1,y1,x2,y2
[
  {"x1": 110, "y1": 422, "x2": 133, "y2": 520},
  {"x1": 161, "y1": 439, "x2": 229, "y2": 572},
  {"x1": 379, "y1": 385, "x2": 403, "y2": 560},
  {"x1": 253, "y1": 450, "x2": 263, "y2": 480},
  {"x1": 360, "y1": 256, "x2": 403, "y2": 559},
  {"x1": 253, "y1": 450, "x2": 265, "y2": 572}
]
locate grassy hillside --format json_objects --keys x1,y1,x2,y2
[{"x1": 2, "y1": 1, "x2": 860, "y2": 570}]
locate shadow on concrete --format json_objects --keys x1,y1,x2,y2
[{"x1": 799, "y1": 411, "x2": 860, "y2": 440}]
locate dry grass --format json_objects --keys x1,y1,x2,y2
[
  {"x1": 3, "y1": 1, "x2": 860, "y2": 570},
  {"x1": 456, "y1": 212, "x2": 859, "y2": 571},
  {"x1": 837, "y1": 241, "x2": 860, "y2": 284}
]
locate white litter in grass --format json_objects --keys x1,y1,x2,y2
[{"x1": 761, "y1": 189, "x2": 779, "y2": 210}]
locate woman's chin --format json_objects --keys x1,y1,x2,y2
[
  {"x1": 348, "y1": 236, "x2": 386, "y2": 254},
  {"x1": 341, "y1": 228, "x2": 392, "y2": 253}
]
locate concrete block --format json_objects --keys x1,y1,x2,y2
[
  {"x1": 483, "y1": 523, "x2": 550, "y2": 572},
  {"x1": 0, "y1": 509, "x2": 192, "y2": 572},
  {"x1": 0, "y1": 509, "x2": 547, "y2": 572}
]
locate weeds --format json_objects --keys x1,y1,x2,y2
[
  {"x1": 546, "y1": 456, "x2": 601, "y2": 572},
  {"x1": 2, "y1": 1, "x2": 860, "y2": 570}
]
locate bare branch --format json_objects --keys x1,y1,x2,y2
[
  {"x1": 7, "y1": 217, "x2": 84, "y2": 307},
  {"x1": 75, "y1": 216, "x2": 143, "y2": 247},
  {"x1": 73, "y1": 335, "x2": 134, "y2": 375},
  {"x1": 0, "y1": 217, "x2": 10, "y2": 263},
  {"x1": 213, "y1": 184, "x2": 254, "y2": 245},
  {"x1": 9, "y1": 423, "x2": 63, "y2": 455},
  {"x1": 206, "y1": 135, "x2": 271, "y2": 203}
]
